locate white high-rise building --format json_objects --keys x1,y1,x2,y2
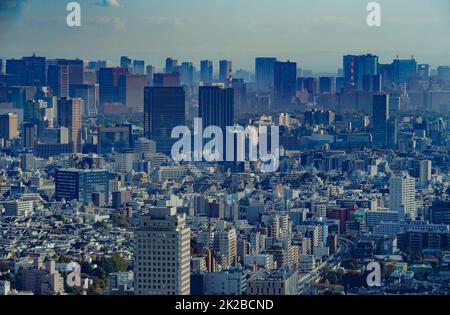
[
  {"x1": 134, "y1": 207, "x2": 190, "y2": 295},
  {"x1": 389, "y1": 175, "x2": 416, "y2": 220}
]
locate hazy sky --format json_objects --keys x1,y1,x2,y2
[{"x1": 1, "y1": 0, "x2": 450, "y2": 72}]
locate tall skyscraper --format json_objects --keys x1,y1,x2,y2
[
  {"x1": 153, "y1": 73, "x2": 181, "y2": 87},
  {"x1": 69, "y1": 84, "x2": 97, "y2": 117},
  {"x1": 165, "y1": 58, "x2": 178, "y2": 73},
  {"x1": 318, "y1": 77, "x2": 336, "y2": 94},
  {"x1": 231, "y1": 78, "x2": 247, "y2": 110},
  {"x1": 362, "y1": 74, "x2": 381, "y2": 93},
  {"x1": 22, "y1": 122, "x2": 38, "y2": 148},
  {"x1": 372, "y1": 94, "x2": 389, "y2": 148},
  {"x1": 387, "y1": 117, "x2": 398, "y2": 149},
  {"x1": 134, "y1": 207, "x2": 190, "y2": 295},
  {"x1": 437, "y1": 66, "x2": 450, "y2": 81},
  {"x1": 0, "y1": 113, "x2": 18, "y2": 140},
  {"x1": 47, "y1": 64, "x2": 69, "y2": 97},
  {"x1": 219, "y1": 60, "x2": 232, "y2": 86},
  {"x1": 117, "y1": 74, "x2": 147, "y2": 112},
  {"x1": 415, "y1": 160, "x2": 432, "y2": 188},
  {"x1": 343, "y1": 54, "x2": 379, "y2": 90},
  {"x1": 392, "y1": 58, "x2": 417, "y2": 85},
  {"x1": 213, "y1": 221, "x2": 237, "y2": 268},
  {"x1": 144, "y1": 87, "x2": 185, "y2": 154},
  {"x1": 120, "y1": 56, "x2": 132, "y2": 71},
  {"x1": 179, "y1": 62, "x2": 194, "y2": 86},
  {"x1": 274, "y1": 61, "x2": 297, "y2": 106},
  {"x1": 199, "y1": 86, "x2": 234, "y2": 130},
  {"x1": 133, "y1": 60, "x2": 145, "y2": 75},
  {"x1": 390, "y1": 175, "x2": 416, "y2": 220},
  {"x1": 56, "y1": 59, "x2": 84, "y2": 86},
  {"x1": 5, "y1": 55, "x2": 46, "y2": 86},
  {"x1": 255, "y1": 57, "x2": 277, "y2": 93},
  {"x1": 57, "y1": 98, "x2": 82, "y2": 153},
  {"x1": 200, "y1": 60, "x2": 213, "y2": 85},
  {"x1": 99, "y1": 67, "x2": 129, "y2": 105},
  {"x1": 146, "y1": 65, "x2": 155, "y2": 86}
]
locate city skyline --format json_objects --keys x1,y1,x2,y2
[{"x1": 1, "y1": 0, "x2": 450, "y2": 71}]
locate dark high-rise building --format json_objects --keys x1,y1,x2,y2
[
  {"x1": 372, "y1": 94, "x2": 389, "y2": 148},
  {"x1": 153, "y1": 73, "x2": 181, "y2": 87},
  {"x1": 57, "y1": 98, "x2": 82, "y2": 153},
  {"x1": 99, "y1": 67, "x2": 129, "y2": 105},
  {"x1": 22, "y1": 122, "x2": 38, "y2": 148},
  {"x1": 255, "y1": 57, "x2": 277, "y2": 93},
  {"x1": 165, "y1": 58, "x2": 178, "y2": 73},
  {"x1": 387, "y1": 117, "x2": 397, "y2": 149},
  {"x1": 418, "y1": 64, "x2": 430, "y2": 80},
  {"x1": 0, "y1": 113, "x2": 18, "y2": 140},
  {"x1": 200, "y1": 60, "x2": 213, "y2": 85},
  {"x1": 343, "y1": 54, "x2": 379, "y2": 91},
  {"x1": 363, "y1": 74, "x2": 381, "y2": 93},
  {"x1": 430, "y1": 200, "x2": 450, "y2": 225},
  {"x1": 69, "y1": 84, "x2": 97, "y2": 117},
  {"x1": 56, "y1": 59, "x2": 84, "y2": 86},
  {"x1": 47, "y1": 64, "x2": 69, "y2": 97},
  {"x1": 392, "y1": 58, "x2": 417, "y2": 85},
  {"x1": 55, "y1": 169, "x2": 109, "y2": 205},
  {"x1": 146, "y1": 65, "x2": 155, "y2": 86},
  {"x1": 318, "y1": 77, "x2": 335, "y2": 94},
  {"x1": 274, "y1": 61, "x2": 297, "y2": 106},
  {"x1": 199, "y1": 86, "x2": 234, "y2": 130},
  {"x1": 120, "y1": 56, "x2": 132, "y2": 70},
  {"x1": 97, "y1": 125, "x2": 133, "y2": 154},
  {"x1": 133, "y1": 60, "x2": 145, "y2": 75},
  {"x1": 231, "y1": 78, "x2": 247, "y2": 111},
  {"x1": 219, "y1": 60, "x2": 232, "y2": 86},
  {"x1": 144, "y1": 87, "x2": 185, "y2": 154},
  {"x1": 437, "y1": 66, "x2": 450, "y2": 82},
  {"x1": 5, "y1": 55, "x2": 46, "y2": 86},
  {"x1": 179, "y1": 62, "x2": 194, "y2": 86}
]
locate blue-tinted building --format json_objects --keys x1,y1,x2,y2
[
  {"x1": 274, "y1": 61, "x2": 297, "y2": 106},
  {"x1": 343, "y1": 54, "x2": 379, "y2": 91},
  {"x1": 55, "y1": 169, "x2": 110, "y2": 205},
  {"x1": 200, "y1": 60, "x2": 213, "y2": 85},
  {"x1": 255, "y1": 57, "x2": 277, "y2": 93}
]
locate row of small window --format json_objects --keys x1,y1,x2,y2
[
  {"x1": 137, "y1": 278, "x2": 177, "y2": 284},
  {"x1": 137, "y1": 252, "x2": 177, "y2": 259},
  {"x1": 138, "y1": 245, "x2": 176, "y2": 250},
  {"x1": 137, "y1": 268, "x2": 177, "y2": 273},
  {"x1": 138, "y1": 262, "x2": 177, "y2": 266},
  {"x1": 139, "y1": 234, "x2": 177, "y2": 239},
  {"x1": 137, "y1": 285, "x2": 177, "y2": 294}
]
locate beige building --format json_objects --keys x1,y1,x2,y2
[
  {"x1": 134, "y1": 207, "x2": 190, "y2": 295},
  {"x1": 21, "y1": 258, "x2": 65, "y2": 295},
  {"x1": 57, "y1": 98, "x2": 83, "y2": 153},
  {"x1": 0, "y1": 113, "x2": 18, "y2": 140},
  {"x1": 213, "y1": 221, "x2": 237, "y2": 268}
]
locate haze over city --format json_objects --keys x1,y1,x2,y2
[{"x1": 1, "y1": 0, "x2": 450, "y2": 71}]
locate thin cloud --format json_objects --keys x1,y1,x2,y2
[
  {"x1": 96, "y1": 0, "x2": 120, "y2": 8},
  {"x1": 0, "y1": 0, "x2": 26, "y2": 13}
]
